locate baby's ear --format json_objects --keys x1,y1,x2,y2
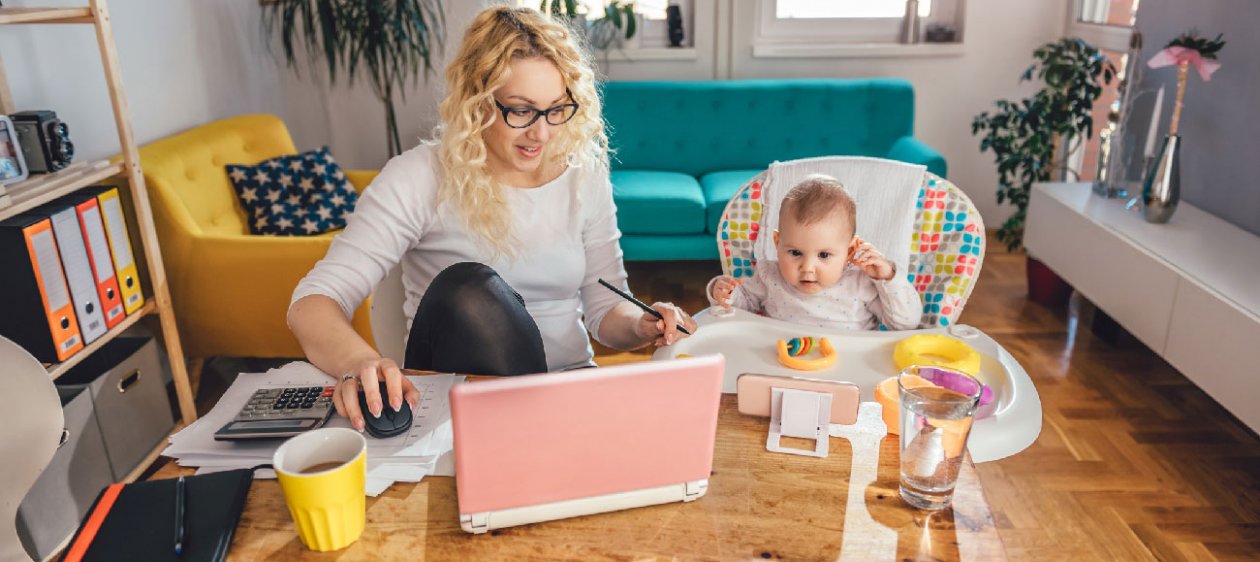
[{"x1": 773, "y1": 229, "x2": 780, "y2": 246}]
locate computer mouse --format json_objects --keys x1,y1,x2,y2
[{"x1": 358, "y1": 381, "x2": 413, "y2": 438}]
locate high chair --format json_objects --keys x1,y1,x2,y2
[
  {"x1": 715, "y1": 157, "x2": 986, "y2": 327},
  {"x1": 663, "y1": 157, "x2": 1040, "y2": 463}
]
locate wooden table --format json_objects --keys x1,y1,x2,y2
[{"x1": 153, "y1": 396, "x2": 1005, "y2": 561}]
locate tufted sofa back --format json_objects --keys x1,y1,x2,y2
[
  {"x1": 602, "y1": 79, "x2": 916, "y2": 177},
  {"x1": 140, "y1": 114, "x2": 298, "y2": 237}
]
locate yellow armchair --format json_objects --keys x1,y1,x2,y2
[{"x1": 140, "y1": 114, "x2": 374, "y2": 361}]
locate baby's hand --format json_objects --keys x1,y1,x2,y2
[
  {"x1": 851, "y1": 237, "x2": 896, "y2": 281},
  {"x1": 710, "y1": 276, "x2": 743, "y2": 309}
]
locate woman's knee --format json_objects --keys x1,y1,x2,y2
[
  {"x1": 432, "y1": 262, "x2": 522, "y2": 301},
  {"x1": 431, "y1": 262, "x2": 496, "y2": 292}
]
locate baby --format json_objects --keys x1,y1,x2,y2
[{"x1": 708, "y1": 174, "x2": 921, "y2": 330}]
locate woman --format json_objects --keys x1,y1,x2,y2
[{"x1": 287, "y1": 6, "x2": 696, "y2": 432}]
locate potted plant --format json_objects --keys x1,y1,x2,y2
[
  {"x1": 971, "y1": 38, "x2": 1115, "y2": 303},
  {"x1": 264, "y1": 0, "x2": 446, "y2": 157}
]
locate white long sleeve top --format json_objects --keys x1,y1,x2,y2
[
  {"x1": 290, "y1": 144, "x2": 630, "y2": 371},
  {"x1": 707, "y1": 262, "x2": 922, "y2": 331}
]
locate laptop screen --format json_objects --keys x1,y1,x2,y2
[{"x1": 450, "y1": 355, "x2": 724, "y2": 514}]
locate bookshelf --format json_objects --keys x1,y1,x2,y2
[{"x1": 0, "y1": 0, "x2": 198, "y2": 465}]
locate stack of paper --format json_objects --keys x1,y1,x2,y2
[{"x1": 163, "y1": 361, "x2": 463, "y2": 496}]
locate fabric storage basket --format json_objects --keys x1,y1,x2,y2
[
  {"x1": 16, "y1": 386, "x2": 114, "y2": 561},
  {"x1": 56, "y1": 336, "x2": 175, "y2": 478}
]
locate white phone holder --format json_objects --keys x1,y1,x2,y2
[{"x1": 766, "y1": 387, "x2": 831, "y2": 457}]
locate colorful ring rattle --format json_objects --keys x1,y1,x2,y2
[
  {"x1": 892, "y1": 334, "x2": 981, "y2": 375},
  {"x1": 776, "y1": 337, "x2": 837, "y2": 371}
]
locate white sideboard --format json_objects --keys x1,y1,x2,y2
[{"x1": 1026, "y1": 182, "x2": 1260, "y2": 432}]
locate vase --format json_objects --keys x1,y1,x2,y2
[
  {"x1": 900, "y1": 0, "x2": 921, "y2": 44},
  {"x1": 1140, "y1": 134, "x2": 1180, "y2": 223},
  {"x1": 1091, "y1": 126, "x2": 1126, "y2": 198},
  {"x1": 666, "y1": 5, "x2": 684, "y2": 47}
]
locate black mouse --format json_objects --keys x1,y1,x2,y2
[{"x1": 358, "y1": 381, "x2": 413, "y2": 438}]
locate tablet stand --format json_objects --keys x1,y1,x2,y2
[{"x1": 766, "y1": 387, "x2": 831, "y2": 457}]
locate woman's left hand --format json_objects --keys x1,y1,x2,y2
[{"x1": 635, "y1": 302, "x2": 697, "y2": 347}]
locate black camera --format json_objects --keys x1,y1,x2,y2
[{"x1": 12, "y1": 110, "x2": 74, "y2": 174}]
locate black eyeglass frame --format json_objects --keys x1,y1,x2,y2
[{"x1": 493, "y1": 89, "x2": 580, "y2": 129}]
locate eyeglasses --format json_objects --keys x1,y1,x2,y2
[{"x1": 493, "y1": 91, "x2": 580, "y2": 129}]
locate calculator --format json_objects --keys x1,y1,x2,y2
[{"x1": 213, "y1": 386, "x2": 337, "y2": 441}]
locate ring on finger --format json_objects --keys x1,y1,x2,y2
[{"x1": 341, "y1": 373, "x2": 358, "y2": 386}]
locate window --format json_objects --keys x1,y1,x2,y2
[
  {"x1": 526, "y1": 0, "x2": 694, "y2": 49},
  {"x1": 531, "y1": 0, "x2": 669, "y2": 20},
  {"x1": 1065, "y1": 0, "x2": 1137, "y2": 180},
  {"x1": 775, "y1": 0, "x2": 930, "y2": 20},
  {"x1": 757, "y1": 0, "x2": 958, "y2": 47}
]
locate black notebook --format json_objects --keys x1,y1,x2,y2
[{"x1": 59, "y1": 469, "x2": 253, "y2": 562}]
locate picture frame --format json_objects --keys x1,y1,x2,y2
[{"x1": 0, "y1": 115, "x2": 30, "y2": 186}]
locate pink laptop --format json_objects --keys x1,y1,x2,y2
[{"x1": 450, "y1": 354, "x2": 725, "y2": 533}]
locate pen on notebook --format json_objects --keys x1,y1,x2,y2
[
  {"x1": 597, "y1": 278, "x2": 691, "y2": 335},
  {"x1": 174, "y1": 475, "x2": 186, "y2": 555}
]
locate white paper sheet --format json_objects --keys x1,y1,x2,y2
[{"x1": 165, "y1": 361, "x2": 462, "y2": 496}]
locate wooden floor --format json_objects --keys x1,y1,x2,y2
[{"x1": 606, "y1": 240, "x2": 1260, "y2": 562}]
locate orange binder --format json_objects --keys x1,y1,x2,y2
[
  {"x1": 0, "y1": 214, "x2": 85, "y2": 362},
  {"x1": 85, "y1": 187, "x2": 144, "y2": 315},
  {"x1": 64, "y1": 192, "x2": 126, "y2": 329}
]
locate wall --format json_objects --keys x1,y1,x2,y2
[
  {"x1": 0, "y1": 0, "x2": 487, "y2": 173},
  {"x1": 3, "y1": 0, "x2": 1073, "y2": 227},
  {"x1": 1, "y1": 0, "x2": 297, "y2": 161},
  {"x1": 1131, "y1": 0, "x2": 1259, "y2": 236}
]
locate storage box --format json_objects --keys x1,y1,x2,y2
[
  {"x1": 16, "y1": 386, "x2": 114, "y2": 561},
  {"x1": 57, "y1": 336, "x2": 175, "y2": 478}
]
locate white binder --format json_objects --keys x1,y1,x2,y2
[{"x1": 47, "y1": 206, "x2": 107, "y2": 344}]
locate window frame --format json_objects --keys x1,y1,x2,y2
[{"x1": 755, "y1": 0, "x2": 909, "y2": 45}]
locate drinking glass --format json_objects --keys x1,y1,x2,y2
[{"x1": 898, "y1": 366, "x2": 983, "y2": 510}]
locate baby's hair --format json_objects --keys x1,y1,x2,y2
[{"x1": 780, "y1": 174, "x2": 857, "y2": 234}]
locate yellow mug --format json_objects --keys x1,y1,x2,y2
[{"x1": 273, "y1": 427, "x2": 367, "y2": 551}]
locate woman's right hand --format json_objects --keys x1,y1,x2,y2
[
  {"x1": 711, "y1": 276, "x2": 743, "y2": 309},
  {"x1": 332, "y1": 356, "x2": 420, "y2": 431}
]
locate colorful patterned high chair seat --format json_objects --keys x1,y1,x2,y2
[{"x1": 716, "y1": 168, "x2": 985, "y2": 328}]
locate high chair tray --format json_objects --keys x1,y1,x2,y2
[{"x1": 652, "y1": 308, "x2": 1041, "y2": 462}]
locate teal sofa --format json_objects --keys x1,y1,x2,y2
[{"x1": 602, "y1": 79, "x2": 946, "y2": 261}]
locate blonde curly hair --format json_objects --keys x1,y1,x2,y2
[{"x1": 435, "y1": 6, "x2": 609, "y2": 258}]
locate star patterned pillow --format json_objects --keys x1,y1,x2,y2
[{"x1": 225, "y1": 147, "x2": 358, "y2": 236}]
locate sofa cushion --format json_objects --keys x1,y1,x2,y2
[
  {"x1": 610, "y1": 170, "x2": 705, "y2": 235},
  {"x1": 700, "y1": 169, "x2": 763, "y2": 234},
  {"x1": 226, "y1": 147, "x2": 358, "y2": 236}
]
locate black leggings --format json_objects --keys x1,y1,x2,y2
[{"x1": 402, "y1": 262, "x2": 548, "y2": 376}]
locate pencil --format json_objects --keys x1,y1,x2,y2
[
  {"x1": 597, "y1": 278, "x2": 692, "y2": 335},
  {"x1": 174, "y1": 475, "x2": 186, "y2": 555}
]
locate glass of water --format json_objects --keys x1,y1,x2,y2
[{"x1": 898, "y1": 365, "x2": 983, "y2": 510}]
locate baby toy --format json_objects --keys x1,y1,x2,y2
[
  {"x1": 776, "y1": 337, "x2": 837, "y2": 371},
  {"x1": 892, "y1": 334, "x2": 981, "y2": 375}
]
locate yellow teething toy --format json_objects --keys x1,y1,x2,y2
[
  {"x1": 776, "y1": 336, "x2": 837, "y2": 371},
  {"x1": 893, "y1": 334, "x2": 980, "y2": 375}
]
